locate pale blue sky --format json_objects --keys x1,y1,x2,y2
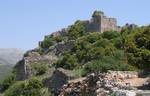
[{"x1": 0, "y1": 0, "x2": 150, "y2": 50}]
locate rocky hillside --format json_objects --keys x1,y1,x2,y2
[{"x1": 0, "y1": 11, "x2": 149, "y2": 96}]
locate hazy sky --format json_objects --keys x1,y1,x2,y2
[{"x1": 0, "y1": 0, "x2": 150, "y2": 50}]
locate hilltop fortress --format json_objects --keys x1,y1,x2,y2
[
  {"x1": 50, "y1": 11, "x2": 121, "y2": 37},
  {"x1": 85, "y1": 11, "x2": 121, "y2": 32}
]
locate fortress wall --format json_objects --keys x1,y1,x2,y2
[{"x1": 101, "y1": 16, "x2": 117, "y2": 32}]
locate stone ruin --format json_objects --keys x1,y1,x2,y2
[
  {"x1": 59, "y1": 71, "x2": 150, "y2": 96},
  {"x1": 43, "y1": 10, "x2": 121, "y2": 39},
  {"x1": 85, "y1": 10, "x2": 121, "y2": 33}
]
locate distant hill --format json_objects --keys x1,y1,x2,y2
[
  {"x1": 0, "y1": 48, "x2": 24, "y2": 65},
  {"x1": 0, "y1": 64, "x2": 13, "y2": 80},
  {"x1": 0, "y1": 48, "x2": 24, "y2": 79}
]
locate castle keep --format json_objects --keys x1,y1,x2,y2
[{"x1": 85, "y1": 11, "x2": 121, "y2": 33}]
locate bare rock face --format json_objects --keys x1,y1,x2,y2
[
  {"x1": 15, "y1": 51, "x2": 57, "y2": 80},
  {"x1": 52, "y1": 40, "x2": 75, "y2": 56},
  {"x1": 15, "y1": 40, "x2": 74, "y2": 81},
  {"x1": 43, "y1": 69, "x2": 69, "y2": 95}
]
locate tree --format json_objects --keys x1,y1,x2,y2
[
  {"x1": 68, "y1": 20, "x2": 86, "y2": 40},
  {"x1": 102, "y1": 31, "x2": 120, "y2": 40},
  {"x1": 41, "y1": 36, "x2": 54, "y2": 49},
  {"x1": 125, "y1": 26, "x2": 150, "y2": 70},
  {"x1": 4, "y1": 78, "x2": 52, "y2": 96},
  {"x1": 56, "y1": 53, "x2": 78, "y2": 70}
]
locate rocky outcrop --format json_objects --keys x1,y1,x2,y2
[
  {"x1": 43, "y1": 68, "x2": 76, "y2": 95},
  {"x1": 15, "y1": 39, "x2": 75, "y2": 81},
  {"x1": 15, "y1": 51, "x2": 57, "y2": 80},
  {"x1": 50, "y1": 40, "x2": 75, "y2": 56},
  {"x1": 43, "y1": 69, "x2": 68, "y2": 95}
]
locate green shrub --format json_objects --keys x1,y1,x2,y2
[
  {"x1": 102, "y1": 31, "x2": 120, "y2": 40},
  {"x1": 0, "y1": 71, "x2": 16, "y2": 91},
  {"x1": 81, "y1": 53, "x2": 137, "y2": 76},
  {"x1": 4, "y1": 81, "x2": 25, "y2": 96},
  {"x1": 4, "y1": 78, "x2": 52, "y2": 96},
  {"x1": 124, "y1": 26, "x2": 150, "y2": 70},
  {"x1": 56, "y1": 53, "x2": 78, "y2": 70},
  {"x1": 53, "y1": 35, "x2": 63, "y2": 43},
  {"x1": 0, "y1": 64, "x2": 13, "y2": 80},
  {"x1": 41, "y1": 36, "x2": 54, "y2": 49},
  {"x1": 65, "y1": 55, "x2": 78, "y2": 69},
  {"x1": 82, "y1": 60, "x2": 136, "y2": 76},
  {"x1": 68, "y1": 20, "x2": 86, "y2": 40},
  {"x1": 73, "y1": 33, "x2": 115, "y2": 63},
  {"x1": 32, "y1": 63, "x2": 48, "y2": 75}
]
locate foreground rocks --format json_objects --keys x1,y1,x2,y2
[
  {"x1": 113, "y1": 90, "x2": 150, "y2": 96},
  {"x1": 43, "y1": 68, "x2": 77, "y2": 95},
  {"x1": 59, "y1": 71, "x2": 150, "y2": 96}
]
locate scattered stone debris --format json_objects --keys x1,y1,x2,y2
[{"x1": 59, "y1": 71, "x2": 150, "y2": 96}]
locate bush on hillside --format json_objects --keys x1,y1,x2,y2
[
  {"x1": 81, "y1": 50, "x2": 137, "y2": 76},
  {"x1": 0, "y1": 71, "x2": 16, "y2": 91},
  {"x1": 124, "y1": 26, "x2": 150, "y2": 70},
  {"x1": 4, "y1": 78, "x2": 52, "y2": 96},
  {"x1": 67, "y1": 20, "x2": 86, "y2": 40},
  {"x1": 102, "y1": 31, "x2": 120, "y2": 40},
  {"x1": 41, "y1": 36, "x2": 55, "y2": 49},
  {"x1": 55, "y1": 53, "x2": 78, "y2": 70},
  {"x1": 32, "y1": 62, "x2": 48, "y2": 75}
]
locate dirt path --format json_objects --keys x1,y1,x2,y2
[
  {"x1": 123, "y1": 77, "x2": 149, "y2": 87},
  {"x1": 69, "y1": 77, "x2": 149, "y2": 87},
  {"x1": 69, "y1": 77, "x2": 86, "y2": 83}
]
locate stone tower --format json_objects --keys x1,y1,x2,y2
[{"x1": 86, "y1": 10, "x2": 120, "y2": 33}]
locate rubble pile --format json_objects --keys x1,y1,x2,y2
[{"x1": 59, "y1": 71, "x2": 150, "y2": 96}]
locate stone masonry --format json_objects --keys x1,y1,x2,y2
[
  {"x1": 85, "y1": 10, "x2": 121, "y2": 33},
  {"x1": 44, "y1": 10, "x2": 121, "y2": 39}
]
